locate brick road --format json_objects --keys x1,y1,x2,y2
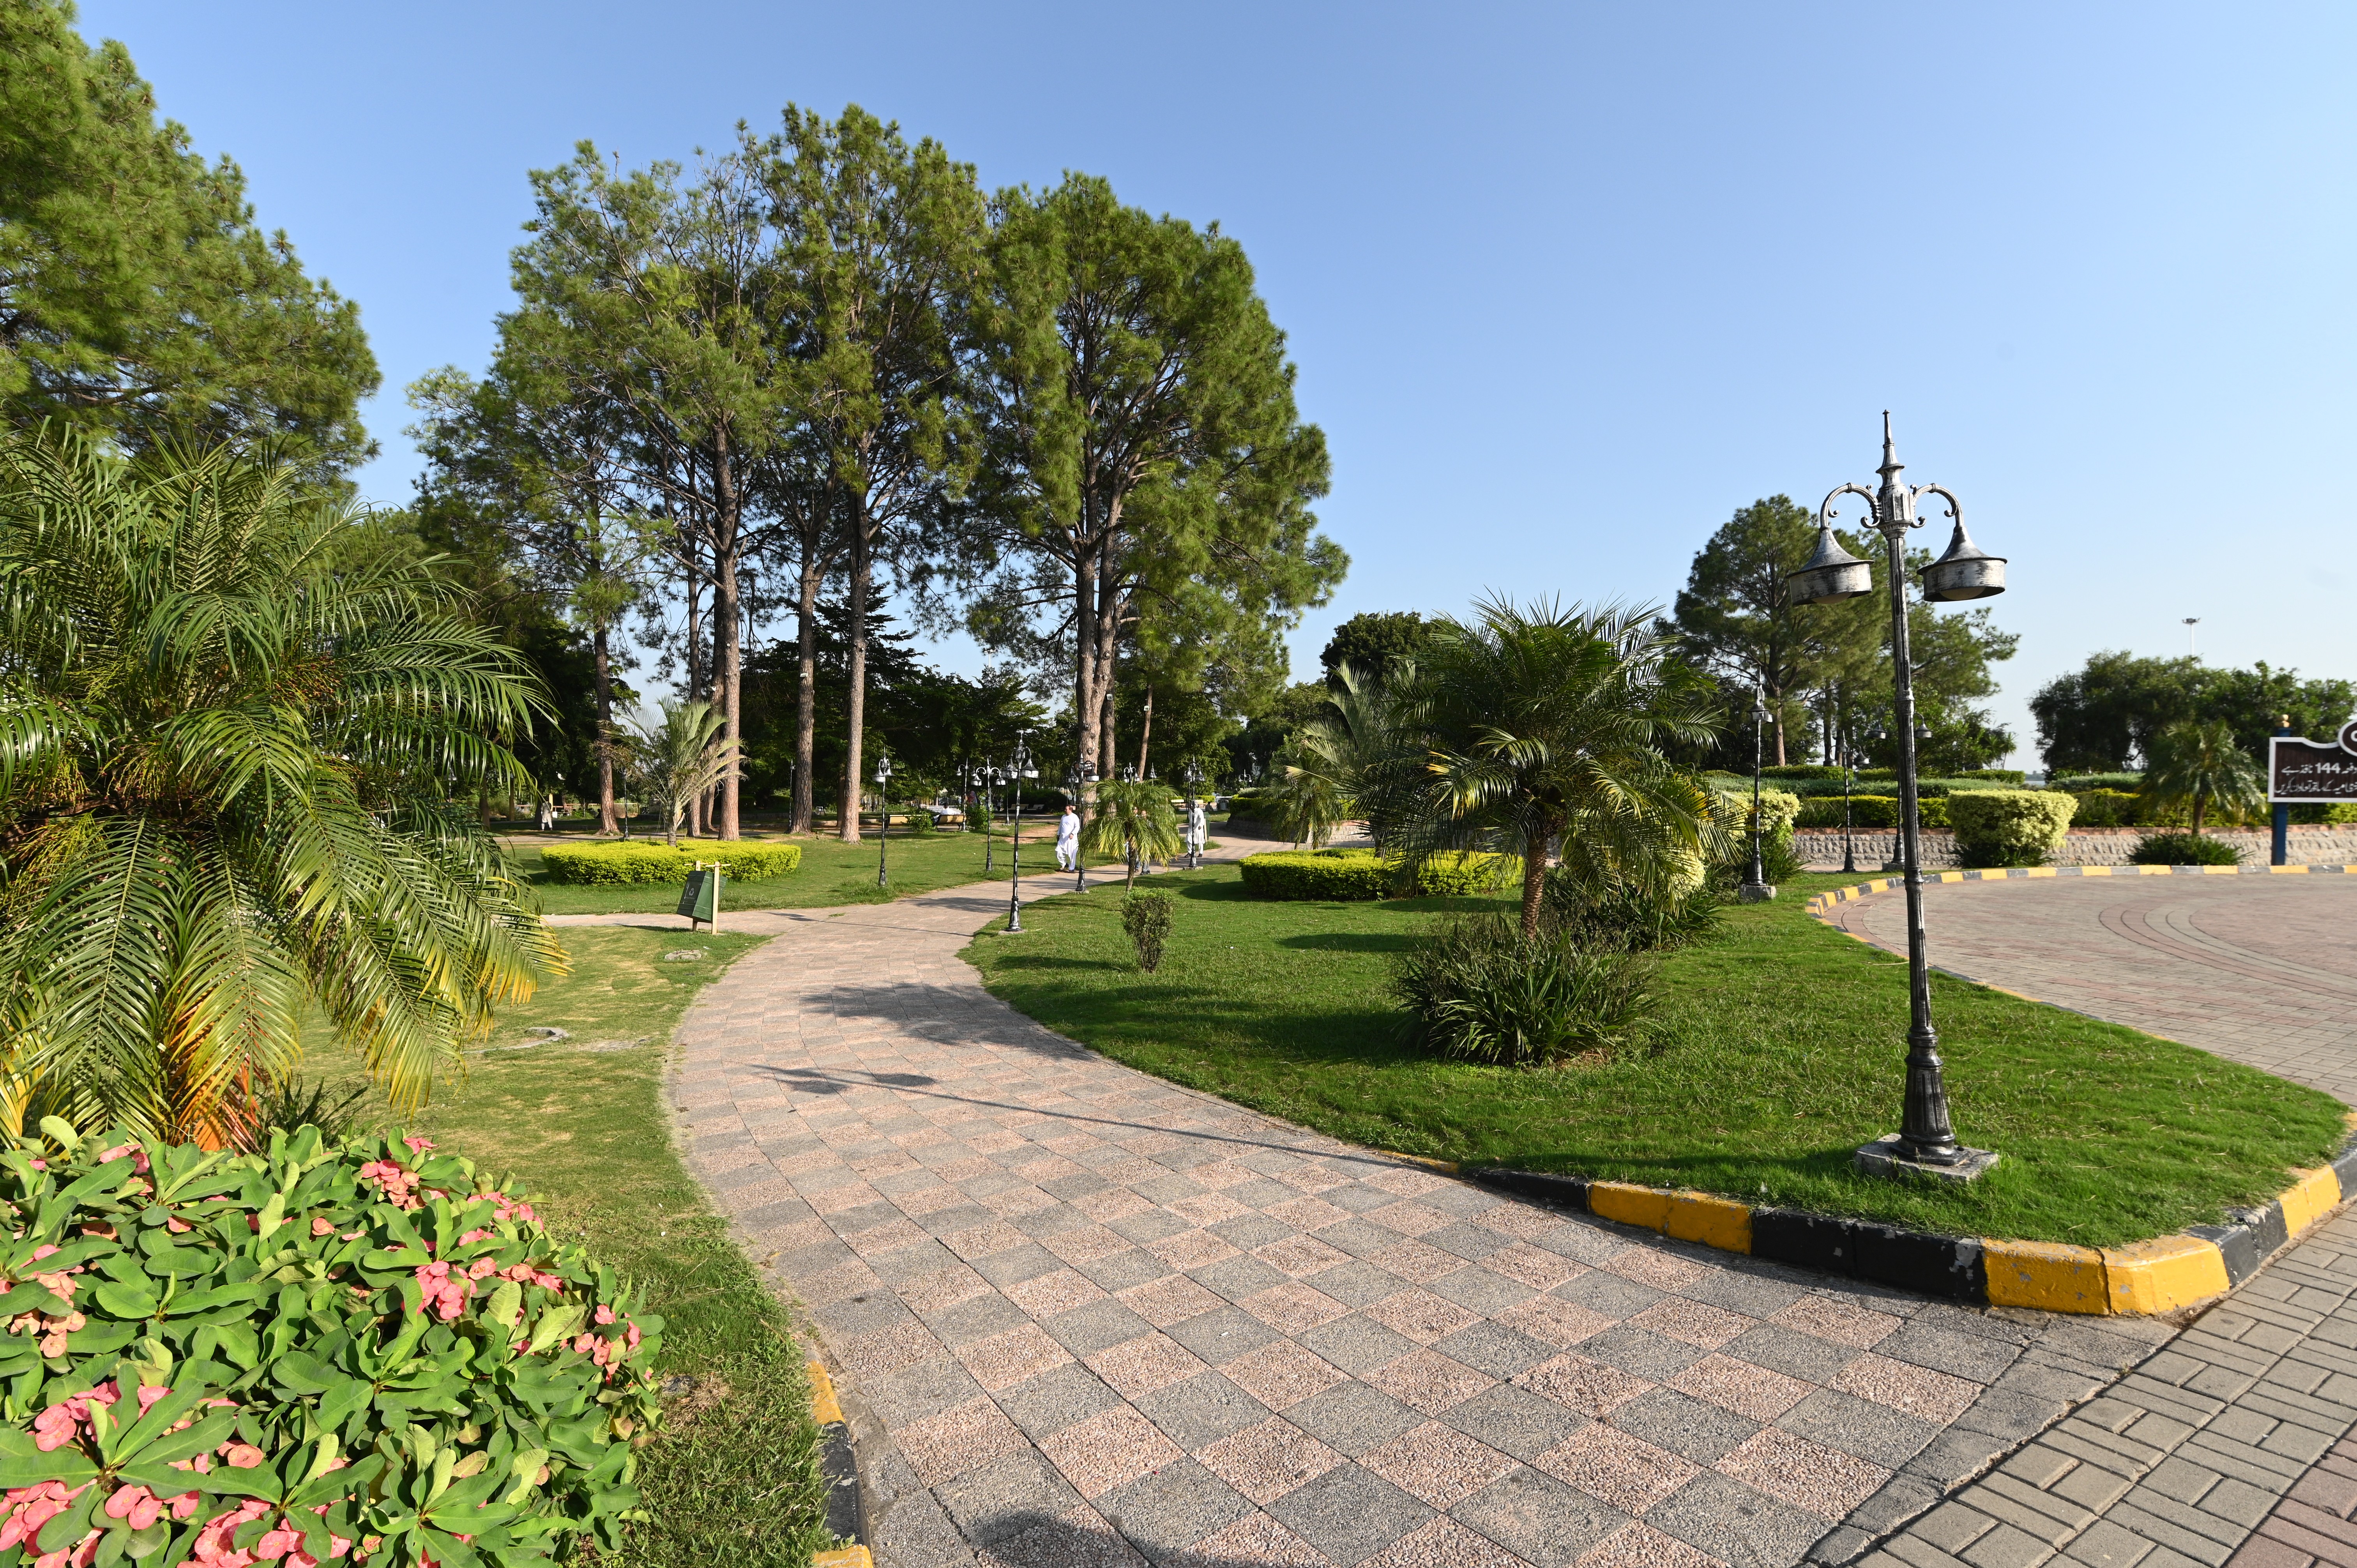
[
  {"x1": 655, "y1": 868, "x2": 2171, "y2": 1568},
  {"x1": 1825, "y1": 878, "x2": 2357, "y2": 1104}
]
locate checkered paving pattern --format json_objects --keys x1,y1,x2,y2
[
  {"x1": 1829, "y1": 878, "x2": 2357, "y2": 1104},
  {"x1": 663, "y1": 876, "x2": 2136, "y2": 1568}
]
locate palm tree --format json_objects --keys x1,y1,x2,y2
[
  {"x1": 1269, "y1": 662, "x2": 1417, "y2": 849},
  {"x1": 2143, "y1": 719, "x2": 2264, "y2": 836},
  {"x1": 634, "y1": 699, "x2": 740, "y2": 848},
  {"x1": 0, "y1": 431, "x2": 564, "y2": 1144},
  {"x1": 1405, "y1": 596, "x2": 1727, "y2": 938},
  {"x1": 1078, "y1": 779, "x2": 1184, "y2": 891}
]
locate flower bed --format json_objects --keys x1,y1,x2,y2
[
  {"x1": 539, "y1": 841, "x2": 802, "y2": 886},
  {"x1": 0, "y1": 1123, "x2": 657, "y2": 1567}
]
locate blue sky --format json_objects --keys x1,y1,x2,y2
[{"x1": 82, "y1": 2, "x2": 2357, "y2": 761}]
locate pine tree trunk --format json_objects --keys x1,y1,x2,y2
[
  {"x1": 594, "y1": 625, "x2": 618, "y2": 836},
  {"x1": 711, "y1": 433, "x2": 744, "y2": 842},
  {"x1": 1137, "y1": 686, "x2": 1153, "y2": 778},
  {"x1": 794, "y1": 548, "x2": 822, "y2": 836},
  {"x1": 840, "y1": 509, "x2": 870, "y2": 843}
]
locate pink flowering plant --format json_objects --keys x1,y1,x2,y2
[{"x1": 0, "y1": 1120, "x2": 661, "y2": 1568}]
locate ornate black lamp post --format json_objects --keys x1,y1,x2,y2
[
  {"x1": 1073, "y1": 763, "x2": 1096, "y2": 892},
  {"x1": 1738, "y1": 686, "x2": 1774, "y2": 902},
  {"x1": 873, "y1": 752, "x2": 893, "y2": 888},
  {"x1": 1181, "y1": 761, "x2": 1204, "y2": 871},
  {"x1": 1839, "y1": 720, "x2": 1859, "y2": 876},
  {"x1": 1786, "y1": 414, "x2": 2007, "y2": 1182},
  {"x1": 1005, "y1": 738, "x2": 1032, "y2": 933}
]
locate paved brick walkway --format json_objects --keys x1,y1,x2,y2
[
  {"x1": 1862, "y1": 1206, "x2": 2357, "y2": 1568},
  {"x1": 661, "y1": 871, "x2": 2168, "y2": 1567},
  {"x1": 1825, "y1": 878, "x2": 2357, "y2": 1104}
]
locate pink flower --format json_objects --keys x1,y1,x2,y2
[
  {"x1": 594, "y1": 1304, "x2": 615, "y2": 1325},
  {"x1": 402, "y1": 1137, "x2": 435, "y2": 1155},
  {"x1": 165, "y1": 1217, "x2": 192, "y2": 1234},
  {"x1": 311, "y1": 1217, "x2": 336, "y2": 1237},
  {"x1": 95, "y1": 1143, "x2": 150, "y2": 1174},
  {"x1": 136, "y1": 1384, "x2": 170, "y2": 1416},
  {"x1": 104, "y1": 1485, "x2": 163, "y2": 1531},
  {"x1": 219, "y1": 1443, "x2": 264, "y2": 1469},
  {"x1": 0, "y1": 1481, "x2": 85, "y2": 1550},
  {"x1": 191, "y1": 1497, "x2": 271, "y2": 1566},
  {"x1": 458, "y1": 1228, "x2": 493, "y2": 1247}
]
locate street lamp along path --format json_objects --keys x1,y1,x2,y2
[{"x1": 1788, "y1": 414, "x2": 2005, "y2": 1185}]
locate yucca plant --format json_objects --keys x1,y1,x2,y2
[
  {"x1": 2141, "y1": 718, "x2": 2265, "y2": 837},
  {"x1": 633, "y1": 697, "x2": 739, "y2": 847},
  {"x1": 0, "y1": 429, "x2": 564, "y2": 1146},
  {"x1": 1078, "y1": 778, "x2": 1183, "y2": 890}
]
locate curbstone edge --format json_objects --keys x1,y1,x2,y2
[{"x1": 807, "y1": 1359, "x2": 868, "y2": 1565}]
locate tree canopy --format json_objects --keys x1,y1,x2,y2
[
  {"x1": 0, "y1": 0, "x2": 378, "y2": 471},
  {"x1": 2031, "y1": 653, "x2": 2354, "y2": 773}
]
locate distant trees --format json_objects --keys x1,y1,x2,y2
[
  {"x1": 0, "y1": 2, "x2": 377, "y2": 471},
  {"x1": 1320, "y1": 611, "x2": 1430, "y2": 678},
  {"x1": 2031, "y1": 653, "x2": 2354, "y2": 774}
]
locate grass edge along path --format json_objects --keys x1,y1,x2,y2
[
  {"x1": 309, "y1": 927, "x2": 838, "y2": 1568},
  {"x1": 961, "y1": 865, "x2": 2346, "y2": 1251}
]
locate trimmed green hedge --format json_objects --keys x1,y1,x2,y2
[
  {"x1": 539, "y1": 840, "x2": 803, "y2": 886},
  {"x1": 1237, "y1": 849, "x2": 1519, "y2": 901},
  {"x1": 1792, "y1": 795, "x2": 1951, "y2": 830}
]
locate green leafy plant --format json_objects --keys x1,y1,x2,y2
[
  {"x1": 539, "y1": 842, "x2": 801, "y2": 887},
  {"x1": 0, "y1": 1122, "x2": 659, "y2": 1567},
  {"x1": 2065, "y1": 789, "x2": 2142, "y2": 828},
  {"x1": 1541, "y1": 872, "x2": 1723, "y2": 954},
  {"x1": 1121, "y1": 893, "x2": 1174, "y2": 973},
  {"x1": 2141, "y1": 719, "x2": 2265, "y2": 838},
  {"x1": 250, "y1": 1077, "x2": 375, "y2": 1147},
  {"x1": 631, "y1": 702, "x2": 739, "y2": 849},
  {"x1": 1791, "y1": 795, "x2": 1951, "y2": 830},
  {"x1": 0, "y1": 432, "x2": 562, "y2": 1141},
  {"x1": 2130, "y1": 832, "x2": 2242, "y2": 866},
  {"x1": 1389, "y1": 916, "x2": 1654, "y2": 1066},
  {"x1": 1078, "y1": 780, "x2": 1182, "y2": 890},
  {"x1": 2330, "y1": 803, "x2": 2357, "y2": 825},
  {"x1": 901, "y1": 804, "x2": 936, "y2": 837},
  {"x1": 1237, "y1": 850, "x2": 1519, "y2": 901},
  {"x1": 1947, "y1": 790, "x2": 2078, "y2": 868}
]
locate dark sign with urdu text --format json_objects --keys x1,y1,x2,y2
[{"x1": 2270, "y1": 733, "x2": 2357, "y2": 803}]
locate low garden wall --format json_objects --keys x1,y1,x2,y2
[{"x1": 1797, "y1": 825, "x2": 2357, "y2": 869}]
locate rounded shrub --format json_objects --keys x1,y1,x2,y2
[
  {"x1": 539, "y1": 841, "x2": 802, "y2": 886},
  {"x1": 1947, "y1": 790, "x2": 2077, "y2": 868},
  {"x1": 1390, "y1": 916, "x2": 1654, "y2": 1065},
  {"x1": 2129, "y1": 832, "x2": 2242, "y2": 866},
  {"x1": 2067, "y1": 789, "x2": 2142, "y2": 828},
  {"x1": 0, "y1": 1123, "x2": 658, "y2": 1567},
  {"x1": 1236, "y1": 850, "x2": 1518, "y2": 901}
]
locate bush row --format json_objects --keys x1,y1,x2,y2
[
  {"x1": 539, "y1": 841, "x2": 803, "y2": 886},
  {"x1": 1237, "y1": 849, "x2": 1519, "y2": 901},
  {"x1": 0, "y1": 1123, "x2": 656, "y2": 1566},
  {"x1": 1792, "y1": 795, "x2": 1951, "y2": 830}
]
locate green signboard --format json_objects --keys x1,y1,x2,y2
[{"x1": 677, "y1": 867, "x2": 722, "y2": 929}]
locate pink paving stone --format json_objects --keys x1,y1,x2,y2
[
  {"x1": 1241, "y1": 1281, "x2": 1355, "y2": 1335},
  {"x1": 890, "y1": 1125, "x2": 956, "y2": 1149},
  {"x1": 1016, "y1": 1155, "x2": 1085, "y2": 1182},
  {"x1": 929, "y1": 1156, "x2": 1001, "y2": 1183},
  {"x1": 765, "y1": 1217, "x2": 836, "y2": 1254},
  {"x1": 1042, "y1": 1225, "x2": 1134, "y2": 1265},
  {"x1": 1115, "y1": 1273, "x2": 1226, "y2": 1328},
  {"x1": 1146, "y1": 1229, "x2": 1242, "y2": 1271},
  {"x1": 1495, "y1": 1296, "x2": 1617, "y2": 1349},
  {"x1": 1005, "y1": 1268, "x2": 1111, "y2": 1319},
  {"x1": 806, "y1": 1181, "x2": 884, "y2": 1215},
  {"x1": 1170, "y1": 1191, "x2": 1255, "y2": 1227},
  {"x1": 1518, "y1": 1353, "x2": 1654, "y2": 1417},
  {"x1": 896, "y1": 1396, "x2": 1032, "y2": 1486},
  {"x1": 1833, "y1": 1351, "x2": 1982, "y2": 1423},
  {"x1": 1370, "y1": 1239, "x2": 1474, "y2": 1284},
  {"x1": 1366, "y1": 1348, "x2": 1497, "y2": 1415},
  {"x1": 1670, "y1": 1354, "x2": 1815, "y2": 1421},
  {"x1": 1476, "y1": 1203, "x2": 1574, "y2": 1241},
  {"x1": 981, "y1": 1186, "x2": 1058, "y2": 1218},
  {"x1": 845, "y1": 1217, "x2": 931, "y2": 1256},
  {"x1": 1536, "y1": 1424, "x2": 1700, "y2": 1515},
  {"x1": 1770, "y1": 1296, "x2": 1901, "y2": 1349},
  {"x1": 1223, "y1": 1338, "x2": 1352, "y2": 1410},
  {"x1": 1366, "y1": 1201, "x2": 1454, "y2": 1236},
  {"x1": 965, "y1": 1127, "x2": 1030, "y2": 1153},
  {"x1": 1254, "y1": 1234, "x2": 1354, "y2": 1278},
  {"x1": 1364, "y1": 1517, "x2": 1538, "y2": 1568},
  {"x1": 800, "y1": 1259, "x2": 883, "y2": 1306},
  {"x1": 1365, "y1": 1165, "x2": 1451, "y2": 1197},
  {"x1": 1601, "y1": 1247, "x2": 1711, "y2": 1290},
  {"x1": 958, "y1": 1323, "x2": 1076, "y2": 1391},
  {"x1": 1074, "y1": 1186, "x2": 1157, "y2": 1224},
  {"x1": 1578, "y1": 1522, "x2": 1729, "y2": 1568},
  {"x1": 1041, "y1": 1405, "x2": 1186, "y2": 1499},
  {"x1": 897, "y1": 1263, "x2": 995, "y2": 1316},
  {"x1": 836, "y1": 1317, "x2": 940, "y2": 1379},
  {"x1": 944, "y1": 1220, "x2": 1030, "y2": 1260},
  {"x1": 1195, "y1": 1416, "x2": 1348, "y2": 1505},
  {"x1": 1625, "y1": 1298, "x2": 1755, "y2": 1351},
  {"x1": 1085, "y1": 1333, "x2": 1211, "y2": 1400},
  {"x1": 894, "y1": 1182, "x2": 970, "y2": 1216},
  {"x1": 1362, "y1": 1420, "x2": 1521, "y2": 1508},
  {"x1": 1364, "y1": 1288, "x2": 1484, "y2": 1345},
  {"x1": 1484, "y1": 1241, "x2": 1589, "y2": 1291},
  {"x1": 1273, "y1": 1164, "x2": 1346, "y2": 1193},
  {"x1": 1187, "y1": 1161, "x2": 1260, "y2": 1190},
  {"x1": 1264, "y1": 1195, "x2": 1353, "y2": 1231},
  {"x1": 1714, "y1": 1428, "x2": 1891, "y2": 1519},
  {"x1": 850, "y1": 1151, "x2": 921, "y2": 1178},
  {"x1": 1178, "y1": 1512, "x2": 1332, "y2": 1567}
]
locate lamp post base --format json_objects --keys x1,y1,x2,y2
[
  {"x1": 1736, "y1": 881, "x2": 1777, "y2": 904},
  {"x1": 1853, "y1": 1135, "x2": 1999, "y2": 1185}
]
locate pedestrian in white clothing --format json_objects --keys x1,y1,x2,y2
[
  {"x1": 1055, "y1": 805, "x2": 1081, "y2": 871},
  {"x1": 1188, "y1": 801, "x2": 1207, "y2": 858}
]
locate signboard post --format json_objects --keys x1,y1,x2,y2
[
  {"x1": 2266, "y1": 717, "x2": 2357, "y2": 867},
  {"x1": 677, "y1": 865, "x2": 722, "y2": 931}
]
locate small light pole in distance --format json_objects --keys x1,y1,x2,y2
[
  {"x1": 1005, "y1": 737, "x2": 1032, "y2": 933},
  {"x1": 1074, "y1": 763, "x2": 1096, "y2": 892},
  {"x1": 1738, "y1": 686, "x2": 1774, "y2": 903},
  {"x1": 873, "y1": 752, "x2": 893, "y2": 888},
  {"x1": 1182, "y1": 760, "x2": 1204, "y2": 871}
]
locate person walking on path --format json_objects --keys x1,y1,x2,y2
[
  {"x1": 1054, "y1": 802, "x2": 1080, "y2": 871},
  {"x1": 1188, "y1": 796, "x2": 1207, "y2": 859}
]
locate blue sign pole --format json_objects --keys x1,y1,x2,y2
[{"x1": 2273, "y1": 717, "x2": 2292, "y2": 867}]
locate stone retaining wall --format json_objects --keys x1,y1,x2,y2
[{"x1": 1796, "y1": 825, "x2": 2357, "y2": 869}]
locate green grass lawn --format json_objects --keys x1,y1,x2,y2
[
  {"x1": 962, "y1": 865, "x2": 2347, "y2": 1248},
  {"x1": 516, "y1": 822, "x2": 1124, "y2": 916},
  {"x1": 307, "y1": 927, "x2": 834, "y2": 1568}
]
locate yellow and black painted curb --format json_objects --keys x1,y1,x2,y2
[
  {"x1": 808, "y1": 1360, "x2": 871, "y2": 1568},
  {"x1": 1383, "y1": 1150, "x2": 2357, "y2": 1318},
  {"x1": 1803, "y1": 862, "x2": 2357, "y2": 919}
]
